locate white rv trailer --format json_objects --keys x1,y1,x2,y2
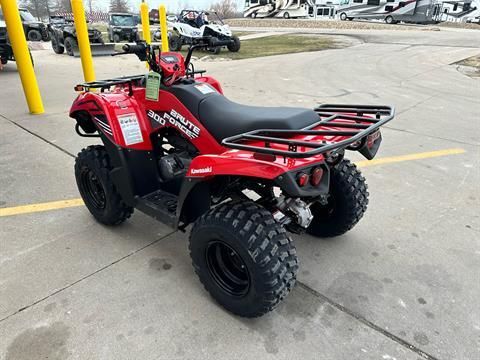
[
  {"x1": 337, "y1": 0, "x2": 443, "y2": 23},
  {"x1": 244, "y1": 0, "x2": 315, "y2": 18},
  {"x1": 435, "y1": 0, "x2": 479, "y2": 22},
  {"x1": 307, "y1": 2, "x2": 338, "y2": 18}
]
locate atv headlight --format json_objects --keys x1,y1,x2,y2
[{"x1": 113, "y1": 27, "x2": 121, "y2": 32}]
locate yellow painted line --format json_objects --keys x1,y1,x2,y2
[
  {"x1": 0, "y1": 148, "x2": 466, "y2": 218},
  {"x1": 0, "y1": 198, "x2": 84, "y2": 217},
  {"x1": 356, "y1": 148, "x2": 465, "y2": 168}
]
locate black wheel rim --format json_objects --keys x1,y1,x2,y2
[
  {"x1": 206, "y1": 241, "x2": 250, "y2": 297},
  {"x1": 29, "y1": 31, "x2": 40, "y2": 41},
  {"x1": 81, "y1": 168, "x2": 106, "y2": 210},
  {"x1": 311, "y1": 196, "x2": 336, "y2": 219}
]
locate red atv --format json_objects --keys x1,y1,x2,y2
[{"x1": 70, "y1": 38, "x2": 395, "y2": 317}]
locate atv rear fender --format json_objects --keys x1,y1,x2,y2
[
  {"x1": 184, "y1": 104, "x2": 395, "y2": 198},
  {"x1": 185, "y1": 150, "x2": 330, "y2": 198}
]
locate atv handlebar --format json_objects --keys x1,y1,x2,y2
[{"x1": 110, "y1": 37, "x2": 233, "y2": 82}]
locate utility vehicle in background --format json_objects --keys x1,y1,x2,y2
[
  {"x1": 168, "y1": 10, "x2": 240, "y2": 53},
  {"x1": 48, "y1": 15, "x2": 113, "y2": 57},
  {"x1": 0, "y1": 12, "x2": 34, "y2": 68},
  {"x1": 18, "y1": 7, "x2": 49, "y2": 41},
  {"x1": 0, "y1": 7, "x2": 49, "y2": 43},
  {"x1": 70, "y1": 38, "x2": 395, "y2": 317},
  {"x1": 108, "y1": 12, "x2": 139, "y2": 43}
]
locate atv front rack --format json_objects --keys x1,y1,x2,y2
[
  {"x1": 222, "y1": 104, "x2": 395, "y2": 159},
  {"x1": 75, "y1": 75, "x2": 146, "y2": 94}
]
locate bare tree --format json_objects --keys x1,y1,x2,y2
[
  {"x1": 109, "y1": 0, "x2": 130, "y2": 13},
  {"x1": 210, "y1": 0, "x2": 238, "y2": 19},
  {"x1": 87, "y1": 0, "x2": 96, "y2": 14},
  {"x1": 176, "y1": 1, "x2": 191, "y2": 13},
  {"x1": 52, "y1": 0, "x2": 72, "y2": 13},
  {"x1": 20, "y1": 0, "x2": 54, "y2": 20}
]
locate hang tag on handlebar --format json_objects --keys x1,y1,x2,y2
[{"x1": 145, "y1": 72, "x2": 161, "y2": 102}]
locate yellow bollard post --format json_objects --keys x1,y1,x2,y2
[
  {"x1": 0, "y1": 0, "x2": 44, "y2": 114},
  {"x1": 71, "y1": 0, "x2": 95, "y2": 82},
  {"x1": 159, "y1": 4, "x2": 169, "y2": 52},
  {"x1": 140, "y1": 2, "x2": 151, "y2": 44}
]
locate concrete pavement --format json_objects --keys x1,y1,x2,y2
[{"x1": 0, "y1": 28, "x2": 479, "y2": 359}]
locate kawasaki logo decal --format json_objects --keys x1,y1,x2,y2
[{"x1": 191, "y1": 166, "x2": 212, "y2": 175}]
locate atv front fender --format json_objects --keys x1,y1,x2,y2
[
  {"x1": 195, "y1": 75, "x2": 223, "y2": 94},
  {"x1": 70, "y1": 91, "x2": 153, "y2": 151}
]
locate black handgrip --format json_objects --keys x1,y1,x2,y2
[{"x1": 121, "y1": 42, "x2": 148, "y2": 61}]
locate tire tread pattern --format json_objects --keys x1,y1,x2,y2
[
  {"x1": 190, "y1": 201, "x2": 298, "y2": 317},
  {"x1": 308, "y1": 159, "x2": 369, "y2": 237},
  {"x1": 75, "y1": 145, "x2": 133, "y2": 225}
]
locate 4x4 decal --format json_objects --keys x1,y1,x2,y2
[{"x1": 147, "y1": 109, "x2": 200, "y2": 139}]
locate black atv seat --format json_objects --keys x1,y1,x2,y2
[
  {"x1": 167, "y1": 83, "x2": 320, "y2": 143},
  {"x1": 199, "y1": 96, "x2": 320, "y2": 143}
]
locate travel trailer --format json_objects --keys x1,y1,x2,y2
[
  {"x1": 337, "y1": 0, "x2": 443, "y2": 23},
  {"x1": 434, "y1": 0, "x2": 479, "y2": 22},
  {"x1": 244, "y1": 0, "x2": 479, "y2": 22},
  {"x1": 244, "y1": 0, "x2": 313, "y2": 18},
  {"x1": 308, "y1": 3, "x2": 338, "y2": 18}
]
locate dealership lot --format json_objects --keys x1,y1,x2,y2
[{"x1": 0, "y1": 27, "x2": 479, "y2": 359}]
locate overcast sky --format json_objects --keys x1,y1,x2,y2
[{"x1": 95, "y1": 0, "x2": 245, "y2": 12}]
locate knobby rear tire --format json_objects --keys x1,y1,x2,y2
[
  {"x1": 307, "y1": 159, "x2": 369, "y2": 237},
  {"x1": 189, "y1": 201, "x2": 298, "y2": 317}
]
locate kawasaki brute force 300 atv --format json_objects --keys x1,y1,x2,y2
[
  {"x1": 70, "y1": 39, "x2": 395, "y2": 317},
  {"x1": 169, "y1": 10, "x2": 240, "y2": 54}
]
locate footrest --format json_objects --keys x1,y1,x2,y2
[{"x1": 136, "y1": 189, "x2": 178, "y2": 228}]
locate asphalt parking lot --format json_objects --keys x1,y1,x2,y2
[{"x1": 0, "y1": 27, "x2": 479, "y2": 360}]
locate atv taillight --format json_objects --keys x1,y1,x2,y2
[
  {"x1": 310, "y1": 167, "x2": 324, "y2": 186},
  {"x1": 297, "y1": 173, "x2": 309, "y2": 187}
]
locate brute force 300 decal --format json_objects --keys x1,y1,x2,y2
[{"x1": 147, "y1": 109, "x2": 200, "y2": 139}]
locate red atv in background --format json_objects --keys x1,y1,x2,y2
[{"x1": 70, "y1": 38, "x2": 395, "y2": 317}]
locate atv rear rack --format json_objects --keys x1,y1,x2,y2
[{"x1": 221, "y1": 104, "x2": 395, "y2": 159}]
